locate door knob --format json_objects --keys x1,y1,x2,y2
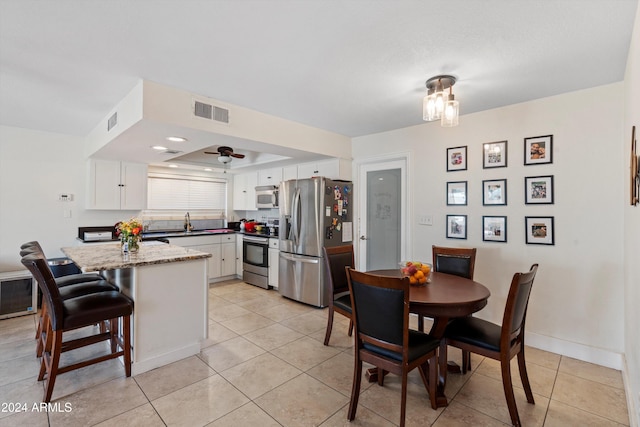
[{"x1": 360, "y1": 235, "x2": 368, "y2": 240}]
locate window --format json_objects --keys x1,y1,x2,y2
[{"x1": 147, "y1": 174, "x2": 227, "y2": 212}]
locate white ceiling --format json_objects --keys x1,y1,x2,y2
[{"x1": 0, "y1": 0, "x2": 637, "y2": 170}]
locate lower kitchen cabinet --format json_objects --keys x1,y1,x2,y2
[
  {"x1": 235, "y1": 237, "x2": 243, "y2": 278},
  {"x1": 268, "y1": 238, "x2": 279, "y2": 289},
  {"x1": 168, "y1": 234, "x2": 236, "y2": 282}
]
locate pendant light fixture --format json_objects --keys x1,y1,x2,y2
[{"x1": 422, "y1": 75, "x2": 459, "y2": 127}]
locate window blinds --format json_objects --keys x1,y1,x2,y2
[{"x1": 147, "y1": 175, "x2": 227, "y2": 211}]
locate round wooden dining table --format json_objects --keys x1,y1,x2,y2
[{"x1": 366, "y1": 269, "x2": 491, "y2": 407}]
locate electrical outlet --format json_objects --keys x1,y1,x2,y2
[{"x1": 419, "y1": 215, "x2": 433, "y2": 226}]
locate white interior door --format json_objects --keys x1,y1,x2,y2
[{"x1": 357, "y1": 157, "x2": 409, "y2": 271}]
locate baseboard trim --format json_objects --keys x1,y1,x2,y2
[{"x1": 526, "y1": 331, "x2": 622, "y2": 370}]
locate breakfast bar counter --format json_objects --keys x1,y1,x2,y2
[{"x1": 62, "y1": 242, "x2": 212, "y2": 375}]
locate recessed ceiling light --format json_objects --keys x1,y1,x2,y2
[
  {"x1": 168, "y1": 164, "x2": 178, "y2": 168},
  {"x1": 152, "y1": 145, "x2": 168, "y2": 150},
  {"x1": 166, "y1": 136, "x2": 187, "y2": 142},
  {"x1": 204, "y1": 168, "x2": 213, "y2": 172}
]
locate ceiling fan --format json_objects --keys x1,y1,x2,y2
[{"x1": 204, "y1": 146, "x2": 245, "y2": 164}]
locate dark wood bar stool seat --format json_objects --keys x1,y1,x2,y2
[{"x1": 21, "y1": 254, "x2": 133, "y2": 403}]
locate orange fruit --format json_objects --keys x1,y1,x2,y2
[
  {"x1": 415, "y1": 270, "x2": 425, "y2": 280},
  {"x1": 419, "y1": 276, "x2": 427, "y2": 284},
  {"x1": 409, "y1": 276, "x2": 418, "y2": 285}
]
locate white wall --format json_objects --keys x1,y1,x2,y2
[
  {"x1": 0, "y1": 125, "x2": 140, "y2": 271},
  {"x1": 352, "y1": 83, "x2": 626, "y2": 368},
  {"x1": 623, "y1": 3, "x2": 640, "y2": 425}
]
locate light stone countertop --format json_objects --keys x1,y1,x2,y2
[{"x1": 61, "y1": 242, "x2": 212, "y2": 272}]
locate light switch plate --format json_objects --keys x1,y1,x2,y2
[{"x1": 419, "y1": 215, "x2": 433, "y2": 226}]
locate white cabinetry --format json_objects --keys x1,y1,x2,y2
[
  {"x1": 282, "y1": 166, "x2": 298, "y2": 182},
  {"x1": 168, "y1": 234, "x2": 236, "y2": 282},
  {"x1": 235, "y1": 237, "x2": 243, "y2": 278},
  {"x1": 88, "y1": 159, "x2": 147, "y2": 210},
  {"x1": 268, "y1": 238, "x2": 279, "y2": 289},
  {"x1": 257, "y1": 168, "x2": 283, "y2": 186},
  {"x1": 220, "y1": 234, "x2": 236, "y2": 277},
  {"x1": 296, "y1": 158, "x2": 352, "y2": 180},
  {"x1": 233, "y1": 172, "x2": 257, "y2": 211}
]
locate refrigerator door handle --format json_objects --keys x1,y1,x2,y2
[
  {"x1": 280, "y1": 252, "x2": 320, "y2": 264},
  {"x1": 291, "y1": 187, "x2": 301, "y2": 246}
]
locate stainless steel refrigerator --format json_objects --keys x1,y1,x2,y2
[{"x1": 278, "y1": 177, "x2": 353, "y2": 307}]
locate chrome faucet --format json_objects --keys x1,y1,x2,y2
[{"x1": 184, "y1": 212, "x2": 193, "y2": 232}]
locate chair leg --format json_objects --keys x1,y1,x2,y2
[
  {"x1": 418, "y1": 315, "x2": 424, "y2": 332},
  {"x1": 377, "y1": 367, "x2": 385, "y2": 386},
  {"x1": 517, "y1": 349, "x2": 535, "y2": 404},
  {"x1": 43, "y1": 330, "x2": 63, "y2": 403},
  {"x1": 462, "y1": 350, "x2": 471, "y2": 374},
  {"x1": 348, "y1": 318, "x2": 353, "y2": 337},
  {"x1": 123, "y1": 315, "x2": 132, "y2": 377},
  {"x1": 400, "y1": 371, "x2": 408, "y2": 427},
  {"x1": 500, "y1": 356, "x2": 521, "y2": 427},
  {"x1": 323, "y1": 307, "x2": 334, "y2": 346},
  {"x1": 109, "y1": 318, "x2": 119, "y2": 353},
  {"x1": 347, "y1": 356, "x2": 363, "y2": 421}
]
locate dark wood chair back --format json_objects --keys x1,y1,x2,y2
[
  {"x1": 323, "y1": 245, "x2": 355, "y2": 296},
  {"x1": 347, "y1": 268, "x2": 408, "y2": 355},
  {"x1": 502, "y1": 264, "x2": 538, "y2": 346},
  {"x1": 432, "y1": 245, "x2": 477, "y2": 279},
  {"x1": 321, "y1": 245, "x2": 355, "y2": 345},
  {"x1": 21, "y1": 254, "x2": 63, "y2": 328}
]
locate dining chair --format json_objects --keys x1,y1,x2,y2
[
  {"x1": 440, "y1": 264, "x2": 539, "y2": 427},
  {"x1": 322, "y1": 245, "x2": 354, "y2": 346},
  {"x1": 346, "y1": 267, "x2": 440, "y2": 427},
  {"x1": 20, "y1": 242, "x2": 117, "y2": 357},
  {"x1": 21, "y1": 254, "x2": 133, "y2": 403},
  {"x1": 430, "y1": 244, "x2": 477, "y2": 372}
]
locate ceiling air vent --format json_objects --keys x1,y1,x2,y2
[
  {"x1": 163, "y1": 149, "x2": 182, "y2": 155},
  {"x1": 193, "y1": 100, "x2": 229, "y2": 124},
  {"x1": 107, "y1": 112, "x2": 117, "y2": 131}
]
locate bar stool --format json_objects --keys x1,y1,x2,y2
[
  {"x1": 20, "y1": 242, "x2": 118, "y2": 357},
  {"x1": 21, "y1": 254, "x2": 133, "y2": 403}
]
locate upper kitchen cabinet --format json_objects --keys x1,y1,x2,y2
[
  {"x1": 297, "y1": 158, "x2": 352, "y2": 180},
  {"x1": 282, "y1": 165, "x2": 297, "y2": 182},
  {"x1": 257, "y1": 168, "x2": 283, "y2": 187},
  {"x1": 233, "y1": 172, "x2": 257, "y2": 211},
  {"x1": 87, "y1": 159, "x2": 147, "y2": 210}
]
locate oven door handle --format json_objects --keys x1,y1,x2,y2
[
  {"x1": 243, "y1": 236, "x2": 269, "y2": 244},
  {"x1": 280, "y1": 253, "x2": 320, "y2": 264}
]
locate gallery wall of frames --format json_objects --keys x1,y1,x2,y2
[{"x1": 445, "y1": 135, "x2": 555, "y2": 245}]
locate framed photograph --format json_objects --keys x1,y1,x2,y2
[
  {"x1": 447, "y1": 146, "x2": 467, "y2": 171},
  {"x1": 483, "y1": 140, "x2": 508, "y2": 168},
  {"x1": 525, "y1": 216, "x2": 554, "y2": 245},
  {"x1": 446, "y1": 215, "x2": 467, "y2": 239},
  {"x1": 483, "y1": 179, "x2": 507, "y2": 205},
  {"x1": 447, "y1": 181, "x2": 467, "y2": 205},
  {"x1": 524, "y1": 135, "x2": 553, "y2": 165},
  {"x1": 525, "y1": 175, "x2": 554, "y2": 204},
  {"x1": 483, "y1": 216, "x2": 507, "y2": 242}
]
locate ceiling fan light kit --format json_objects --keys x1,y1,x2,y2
[
  {"x1": 218, "y1": 155, "x2": 232, "y2": 164},
  {"x1": 423, "y1": 75, "x2": 459, "y2": 127}
]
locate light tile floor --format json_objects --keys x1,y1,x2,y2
[{"x1": 0, "y1": 279, "x2": 630, "y2": 426}]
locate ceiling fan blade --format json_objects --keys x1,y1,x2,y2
[
  {"x1": 204, "y1": 151, "x2": 220, "y2": 155},
  {"x1": 230, "y1": 153, "x2": 245, "y2": 159}
]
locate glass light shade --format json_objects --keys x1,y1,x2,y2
[
  {"x1": 423, "y1": 93, "x2": 437, "y2": 121},
  {"x1": 441, "y1": 99, "x2": 459, "y2": 127}
]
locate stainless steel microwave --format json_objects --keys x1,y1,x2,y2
[{"x1": 256, "y1": 185, "x2": 279, "y2": 209}]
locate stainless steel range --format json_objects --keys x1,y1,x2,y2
[{"x1": 242, "y1": 235, "x2": 270, "y2": 289}]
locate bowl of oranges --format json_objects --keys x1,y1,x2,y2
[{"x1": 400, "y1": 261, "x2": 431, "y2": 286}]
